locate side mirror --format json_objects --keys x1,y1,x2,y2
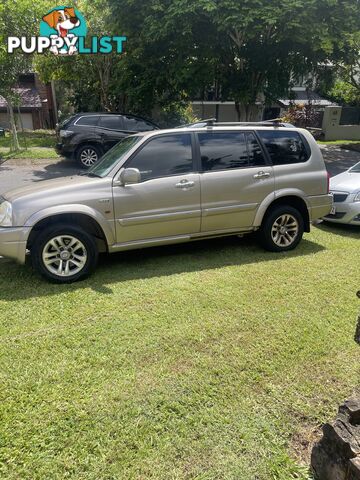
[{"x1": 119, "y1": 168, "x2": 141, "y2": 185}]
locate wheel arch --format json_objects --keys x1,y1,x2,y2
[
  {"x1": 26, "y1": 210, "x2": 113, "y2": 253},
  {"x1": 255, "y1": 193, "x2": 310, "y2": 233}
]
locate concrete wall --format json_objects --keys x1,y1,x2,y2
[
  {"x1": 191, "y1": 102, "x2": 263, "y2": 122},
  {"x1": 322, "y1": 106, "x2": 360, "y2": 141}
]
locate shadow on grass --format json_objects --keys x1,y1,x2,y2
[
  {"x1": 0, "y1": 234, "x2": 325, "y2": 301},
  {"x1": 316, "y1": 221, "x2": 360, "y2": 239}
]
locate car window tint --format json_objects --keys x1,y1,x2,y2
[
  {"x1": 246, "y1": 132, "x2": 266, "y2": 166},
  {"x1": 123, "y1": 116, "x2": 155, "y2": 132},
  {"x1": 199, "y1": 132, "x2": 249, "y2": 171},
  {"x1": 258, "y1": 130, "x2": 310, "y2": 165},
  {"x1": 126, "y1": 134, "x2": 193, "y2": 181},
  {"x1": 76, "y1": 116, "x2": 99, "y2": 126},
  {"x1": 99, "y1": 116, "x2": 123, "y2": 130}
]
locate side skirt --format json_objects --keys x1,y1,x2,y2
[{"x1": 108, "y1": 227, "x2": 256, "y2": 253}]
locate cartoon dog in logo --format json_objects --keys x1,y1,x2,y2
[{"x1": 42, "y1": 7, "x2": 80, "y2": 55}]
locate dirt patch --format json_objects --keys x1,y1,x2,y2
[{"x1": 291, "y1": 424, "x2": 323, "y2": 464}]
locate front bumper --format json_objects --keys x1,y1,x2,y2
[
  {"x1": 0, "y1": 227, "x2": 31, "y2": 264},
  {"x1": 55, "y1": 142, "x2": 74, "y2": 158},
  {"x1": 324, "y1": 201, "x2": 360, "y2": 225}
]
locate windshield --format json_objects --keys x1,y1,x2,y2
[
  {"x1": 88, "y1": 135, "x2": 141, "y2": 177},
  {"x1": 349, "y1": 162, "x2": 360, "y2": 173}
]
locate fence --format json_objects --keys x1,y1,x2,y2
[{"x1": 339, "y1": 107, "x2": 360, "y2": 126}]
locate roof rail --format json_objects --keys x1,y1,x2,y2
[
  {"x1": 175, "y1": 118, "x2": 217, "y2": 129},
  {"x1": 177, "y1": 118, "x2": 294, "y2": 128}
]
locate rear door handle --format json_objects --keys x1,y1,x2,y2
[
  {"x1": 253, "y1": 171, "x2": 270, "y2": 179},
  {"x1": 175, "y1": 179, "x2": 195, "y2": 189}
]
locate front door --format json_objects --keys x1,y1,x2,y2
[
  {"x1": 198, "y1": 131, "x2": 275, "y2": 232},
  {"x1": 113, "y1": 133, "x2": 201, "y2": 244}
]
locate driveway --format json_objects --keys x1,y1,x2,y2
[
  {"x1": 0, "y1": 145, "x2": 359, "y2": 195},
  {"x1": 0, "y1": 158, "x2": 80, "y2": 195}
]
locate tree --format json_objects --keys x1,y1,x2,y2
[
  {"x1": 35, "y1": 0, "x2": 127, "y2": 113},
  {"x1": 108, "y1": 0, "x2": 360, "y2": 120},
  {"x1": 0, "y1": 0, "x2": 52, "y2": 150},
  {"x1": 322, "y1": 32, "x2": 360, "y2": 107}
]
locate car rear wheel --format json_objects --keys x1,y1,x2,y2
[
  {"x1": 259, "y1": 205, "x2": 304, "y2": 252},
  {"x1": 77, "y1": 144, "x2": 102, "y2": 168},
  {"x1": 31, "y1": 225, "x2": 98, "y2": 283}
]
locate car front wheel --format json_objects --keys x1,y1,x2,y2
[
  {"x1": 259, "y1": 205, "x2": 304, "y2": 252},
  {"x1": 31, "y1": 225, "x2": 98, "y2": 283}
]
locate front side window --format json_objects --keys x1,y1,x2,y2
[
  {"x1": 99, "y1": 116, "x2": 124, "y2": 131},
  {"x1": 258, "y1": 130, "x2": 310, "y2": 165},
  {"x1": 199, "y1": 132, "x2": 265, "y2": 171},
  {"x1": 126, "y1": 134, "x2": 193, "y2": 181},
  {"x1": 76, "y1": 115, "x2": 99, "y2": 126},
  {"x1": 88, "y1": 136, "x2": 141, "y2": 177}
]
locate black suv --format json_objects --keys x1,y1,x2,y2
[{"x1": 56, "y1": 113, "x2": 159, "y2": 167}]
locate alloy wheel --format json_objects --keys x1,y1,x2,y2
[
  {"x1": 271, "y1": 214, "x2": 299, "y2": 247},
  {"x1": 42, "y1": 235, "x2": 87, "y2": 277},
  {"x1": 80, "y1": 148, "x2": 98, "y2": 167}
]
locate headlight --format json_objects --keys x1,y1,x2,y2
[
  {"x1": 59, "y1": 129, "x2": 73, "y2": 138},
  {"x1": 0, "y1": 200, "x2": 13, "y2": 226},
  {"x1": 354, "y1": 192, "x2": 360, "y2": 202}
]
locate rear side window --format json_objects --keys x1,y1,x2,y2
[
  {"x1": 258, "y1": 131, "x2": 310, "y2": 165},
  {"x1": 199, "y1": 132, "x2": 266, "y2": 171},
  {"x1": 123, "y1": 116, "x2": 155, "y2": 132},
  {"x1": 126, "y1": 134, "x2": 193, "y2": 181},
  {"x1": 76, "y1": 116, "x2": 99, "y2": 126},
  {"x1": 99, "y1": 116, "x2": 124, "y2": 130}
]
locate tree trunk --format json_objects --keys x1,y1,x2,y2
[
  {"x1": 17, "y1": 105, "x2": 27, "y2": 150},
  {"x1": 235, "y1": 101, "x2": 241, "y2": 121},
  {"x1": 6, "y1": 99, "x2": 20, "y2": 152}
]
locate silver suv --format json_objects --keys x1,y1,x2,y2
[{"x1": 0, "y1": 120, "x2": 332, "y2": 282}]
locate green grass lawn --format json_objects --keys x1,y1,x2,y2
[
  {"x1": 0, "y1": 130, "x2": 59, "y2": 161},
  {"x1": 317, "y1": 140, "x2": 360, "y2": 145},
  {"x1": 0, "y1": 225, "x2": 359, "y2": 479}
]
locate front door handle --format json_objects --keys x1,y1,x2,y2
[
  {"x1": 253, "y1": 171, "x2": 270, "y2": 179},
  {"x1": 175, "y1": 179, "x2": 195, "y2": 189}
]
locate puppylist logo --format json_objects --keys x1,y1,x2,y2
[{"x1": 7, "y1": 6, "x2": 126, "y2": 56}]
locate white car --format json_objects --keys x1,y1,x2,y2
[{"x1": 324, "y1": 161, "x2": 360, "y2": 225}]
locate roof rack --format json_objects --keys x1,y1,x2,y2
[{"x1": 177, "y1": 118, "x2": 294, "y2": 128}]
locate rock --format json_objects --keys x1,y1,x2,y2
[
  {"x1": 348, "y1": 458, "x2": 360, "y2": 480},
  {"x1": 311, "y1": 397, "x2": 360, "y2": 480}
]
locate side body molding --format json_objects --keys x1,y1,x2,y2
[
  {"x1": 253, "y1": 189, "x2": 310, "y2": 227},
  {"x1": 24, "y1": 204, "x2": 116, "y2": 246}
]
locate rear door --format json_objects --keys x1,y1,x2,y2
[
  {"x1": 98, "y1": 115, "x2": 127, "y2": 151},
  {"x1": 256, "y1": 130, "x2": 321, "y2": 194},
  {"x1": 198, "y1": 131, "x2": 275, "y2": 232}
]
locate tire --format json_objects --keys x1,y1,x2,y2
[
  {"x1": 258, "y1": 205, "x2": 304, "y2": 252},
  {"x1": 31, "y1": 224, "x2": 98, "y2": 283},
  {"x1": 77, "y1": 144, "x2": 102, "y2": 168}
]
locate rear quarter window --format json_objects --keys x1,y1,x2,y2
[
  {"x1": 258, "y1": 131, "x2": 310, "y2": 165},
  {"x1": 123, "y1": 116, "x2": 156, "y2": 132}
]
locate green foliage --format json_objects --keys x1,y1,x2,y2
[
  {"x1": 329, "y1": 81, "x2": 360, "y2": 107},
  {"x1": 154, "y1": 102, "x2": 199, "y2": 128},
  {"x1": 107, "y1": 0, "x2": 360, "y2": 119}
]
